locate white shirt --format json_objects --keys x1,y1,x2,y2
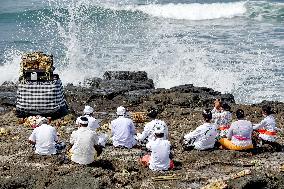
[
  {"x1": 111, "y1": 116, "x2": 136, "y2": 148},
  {"x1": 253, "y1": 115, "x2": 277, "y2": 142},
  {"x1": 70, "y1": 127, "x2": 98, "y2": 165},
  {"x1": 137, "y1": 119, "x2": 168, "y2": 142},
  {"x1": 184, "y1": 123, "x2": 218, "y2": 150},
  {"x1": 28, "y1": 124, "x2": 58, "y2": 155},
  {"x1": 212, "y1": 109, "x2": 232, "y2": 126},
  {"x1": 76, "y1": 115, "x2": 100, "y2": 131},
  {"x1": 146, "y1": 138, "x2": 171, "y2": 171},
  {"x1": 227, "y1": 120, "x2": 253, "y2": 147}
]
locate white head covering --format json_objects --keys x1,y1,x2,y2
[
  {"x1": 116, "y1": 106, "x2": 126, "y2": 116},
  {"x1": 37, "y1": 117, "x2": 48, "y2": 126},
  {"x1": 84, "y1": 105, "x2": 94, "y2": 114},
  {"x1": 154, "y1": 124, "x2": 165, "y2": 134},
  {"x1": 78, "y1": 117, "x2": 89, "y2": 125}
]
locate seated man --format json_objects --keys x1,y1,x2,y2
[
  {"x1": 111, "y1": 106, "x2": 136, "y2": 149},
  {"x1": 183, "y1": 109, "x2": 218, "y2": 150},
  {"x1": 136, "y1": 108, "x2": 169, "y2": 143},
  {"x1": 219, "y1": 109, "x2": 253, "y2": 151},
  {"x1": 76, "y1": 105, "x2": 100, "y2": 131},
  {"x1": 70, "y1": 117, "x2": 102, "y2": 165},
  {"x1": 28, "y1": 117, "x2": 65, "y2": 155},
  {"x1": 140, "y1": 123, "x2": 174, "y2": 171}
]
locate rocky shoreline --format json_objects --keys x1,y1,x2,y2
[{"x1": 0, "y1": 71, "x2": 284, "y2": 189}]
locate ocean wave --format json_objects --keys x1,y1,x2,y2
[{"x1": 122, "y1": 1, "x2": 247, "y2": 20}]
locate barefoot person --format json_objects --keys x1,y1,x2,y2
[
  {"x1": 183, "y1": 109, "x2": 218, "y2": 150},
  {"x1": 69, "y1": 117, "x2": 102, "y2": 165},
  {"x1": 136, "y1": 108, "x2": 168, "y2": 143},
  {"x1": 28, "y1": 117, "x2": 65, "y2": 155},
  {"x1": 111, "y1": 106, "x2": 136, "y2": 149},
  {"x1": 219, "y1": 109, "x2": 253, "y2": 151},
  {"x1": 140, "y1": 124, "x2": 174, "y2": 171}
]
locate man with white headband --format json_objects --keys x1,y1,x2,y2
[
  {"x1": 28, "y1": 117, "x2": 63, "y2": 155},
  {"x1": 140, "y1": 123, "x2": 174, "y2": 171},
  {"x1": 70, "y1": 116, "x2": 102, "y2": 165},
  {"x1": 76, "y1": 105, "x2": 100, "y2": 131},
  {"x1": 136, "y1": 108, "x2": 169, "y2": 143},
  {"x1": 111, "y1": 106, "x2": 136, "y2": 149}
]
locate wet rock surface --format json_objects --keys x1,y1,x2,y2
[{"x1": 0, "y1": 71, "x2": 284, "y2": 189}]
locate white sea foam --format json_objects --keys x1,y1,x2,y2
[{"x1": 120, "y1": 1, "x2": 247, "y2": 20}]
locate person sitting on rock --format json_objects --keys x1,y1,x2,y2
[
  {"x1": 183, "y1": 109, "x2": 218, "y2": 150},
  {"x1": 28, "y1": 117, "x2": 65, "y2": 155},
  {"x1": 211, "y1": 98, "x2": 222, "y2": 123},
  {"x1": 111, "y1": 106, "x2": 136, "y2": 149},
  {"x1": 140, "y1": 123, "x2": 174, "y2": 171},
  {"x1": 136, "y1": 108, "x2": 168, "y2": 143},
  {"x1": 76, "y1": 105, "x2": 100, "y2": 131},
  {"x1": 69, "y1": 117, "x2": 103, "y2": 165},
  {"x1": 213, "y1": 102, "x2": 232, "y2": 137},
  {"x1": 219, "y1": 109, "x2": 253, "y2": 151},
  {"x1": 253, "y1": 105, "x2": 282, "y2": 150},
  {"x1": 76, "y1": 105, "x2": 108, "y2": 147}
]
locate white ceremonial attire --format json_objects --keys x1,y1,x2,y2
[
  {"x1": 29, "y1": 124, "x2": 58, "y2": 155},
  {"x1": 70, "y1": 127, "x2": 99, "y2": 165},
  {"x1": 184, "y1": 123, "x2": 218, "y2": 150},
  {"x1": 76, "y1": 115, "x2": 100, "y2": 131},
  {"x1": 227, "y1": 120, "x2": 253, "y2": 147},
  {"x1": 111, "y1": 116, "x2": 136, "y2": 148},
  {"x1": 146, "y1": 138, "x2": 171, "y2": 171},
  {"x1": 137, "y1": 119, "x2": 168, "y2": 142},
  {"x1": 253, "y1": 115, "x2": 277, "y2": 142}
]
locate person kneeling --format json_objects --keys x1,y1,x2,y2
[
  {"x1": 219, "y1": 109, "x2": 253, "y2": 151},
  {"x1": 183, "y1": 109, "x2": 218, "y2": 151},
  {"x1": 140, "y1": 123, "x2": 174, "y2": 171},
  {"x1": 69, "y1": 117, "x2": 103, "y2": 165}
]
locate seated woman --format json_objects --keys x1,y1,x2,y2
[
  {"x1": 140, "y1": 123, "x2": 174, "y2": 171},
  {"x1": 183, "y1": 109, "x2": 218, "y2": 150},
  {"x1": 219, "y1": 109, "x2": 253, "y2": 151}
]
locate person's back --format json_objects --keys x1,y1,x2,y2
[
  {"x1": 185, "y1": 123, "x2": 218, "y2": 150},
  {"x1": 138, "y1": 119, "x2": 169, "y2": 142},
  {"x1": 76, "y1": 105, "x2": 100, "y2": 131},
  {"x1": 70, "y1": 127, "x2": 98, "y2": 165},
  {"x1": 146, "y1": 138, "x2": 171, "y2": 171},
  {"x1": 111, "y1": 106, "x2": 136, "y2": 148},
  {"x1": 29, "y1": 122, "x2": 58, "y2": 155},
  {"x1": 228, "y1": 120, "x2": 253, "y2": 147},
  {"x1": 254, "y1": 114, "x2": 276, "y2": 142}
]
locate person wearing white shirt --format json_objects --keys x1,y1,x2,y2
[
  {"x1": 76, "y1": 105, "x2": 100, "y2": 131},
  {"x1": 253, "y1": 105, "x2": 278, "y2": 142},
  {"x1": 213, "y1": 103, "x2": 232, "y2": 137},
  {"x1": 140, "y1": 124, "x2": 174, "y2": 171},
  {"x1": 136, "y1": 109, "x2": 168, "y2": 143},
  {"x1": 111, "y1": 106, "x2": 136, "y2": 149},
  {"x1": 183, "y1": 109, "x2": 218, "y2": 151},
  {"x1": 28, "y1": 117, "x2": 60, "y2": 155},
  {"x1": 70, "y1": 117, "x2": 102, "y2": 165},
  {"x1": 219, "y1": 109, "x2": 253, "y2": 151}
]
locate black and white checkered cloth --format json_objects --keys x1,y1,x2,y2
[{"x1": 16, "y1": 80, "x2": 66, "y2": 114}]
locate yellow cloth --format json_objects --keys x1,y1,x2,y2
[{"x1": 219, "y1": 138, "x2": 253, "y2": 151}]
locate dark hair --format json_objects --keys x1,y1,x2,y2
[
  {"x1": 155, "y1": 133, "x2": 164, "y2": 138},
  {"x1": 147, "y1": 108, "x2": 158, "y2": 119},
  {"x1": 262, "y1": 105, "x2": 274, "y2": 115},
  {"x1": 236, "y1": 109, "x2": 245, "y2": 119},
  {"x1": 202, "y1": 109, "x2": 212, "y2": 121},
  {"x1": 80, "y1": 116, "x2": 88, "y2": 126},
  {"x1": 222, "y1": 103, "x2": 231, "y2": 111}
]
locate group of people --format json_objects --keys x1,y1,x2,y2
[
  {"x1": 183, "y1": 99, "x2": 281, "y2": 152},
  {"x1": 28, "y1": 100, "x2": 281, "y2": 171}
]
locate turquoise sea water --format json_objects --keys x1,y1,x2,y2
[{"x1": 0, "y1": 0, "x2": 283, "y2": 104}]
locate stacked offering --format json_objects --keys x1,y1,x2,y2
[{"x1": 19, "y1": 52, "x2": 54, "y2": 81}]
